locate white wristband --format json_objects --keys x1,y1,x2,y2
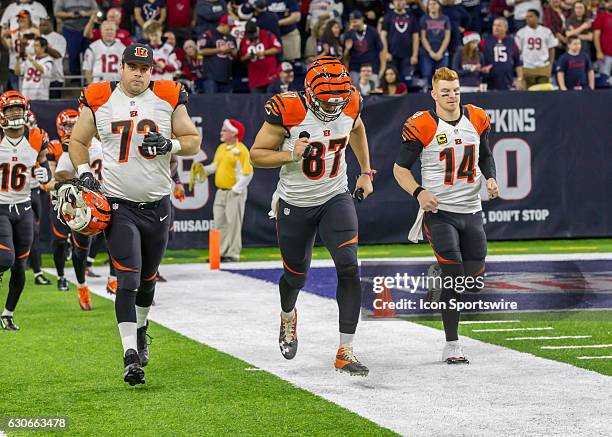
[
  {"x1": 77, "y1": 164, "x2": 92, "y2": 176},
  {"x1": 170, "y1": 139, "x2": 182, "y2": 154}
]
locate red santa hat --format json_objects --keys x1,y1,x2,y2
[
  {"x1": 462, "y1": 31, "x2": 481, "y2": 45},
  {"x1": 223, "y1": 119, "x2": 245, "y2": 142}
]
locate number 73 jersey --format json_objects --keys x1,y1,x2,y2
[
  {"x1": 264, "y1": 89, "x2": 362, "y2": 207},
  {"x1": 402, "y1": 105, "x2": 490, "y2": 213},
  {"x1": 79, "y1": 80, "x2": 187, "y2": 202}
]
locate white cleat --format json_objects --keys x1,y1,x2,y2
[{"x1": 443, "y1": 341, "x2": 469, "y2": 364}]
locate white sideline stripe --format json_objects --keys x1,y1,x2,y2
[
  {"x1": 473, "y1": 327, "x2": 554, "y2": 332},
  {"x1": 506, "y1": 336, "x2": 592, "y2": 341},
  {"x1": 460, "y1": 320, "x2": 521, "y2": 325},
  {"x1": 52, "y1": 265, "x2": 612, "y2": 437},
  {"x1": 541, "y1": 344, "x2": 612, "y2": 350},
  {"x1": 577, "y1": 356, "x2": 612, "y2": 360},
  {"x1": 225, "y1": 252, "x2": 612, "y2": 270}
]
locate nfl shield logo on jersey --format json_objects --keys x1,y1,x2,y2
[{"x1": 284, "y1": 208, "x2": 290, "y2": 216}]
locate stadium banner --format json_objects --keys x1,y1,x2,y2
[{"x1": 31, "y1": 91, "x2": 611, "y2": 250}]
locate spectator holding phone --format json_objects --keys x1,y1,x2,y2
[
  {"x1": 15, "y1": 36, "x2": 54, "y2": 100},
  {"x1": 1, "y1": 10, "x2": 39, "y2": 91},
  {"x1": 84, "y1": 7, "x2": 133, "y2": 47},
  {"x1": 452, "y1": 32, "x2": 487, "y2": 92}
]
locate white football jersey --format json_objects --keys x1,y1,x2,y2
[
  {"x1": 264, "y1": 89, "x2": 362, "y2": 208},
  {"x1": 151, "y1": 43, "x2": 180, "y2": 81},
  {"x1": 82, "y1": 39, "x2": 126, "y2": 83},
  {"x1": 0, "y1": 127, "x2": 48, "y2": 204},
  {"x1": 516, "y1": 25, "x2": 558, "y2": 68},
  {"x1": 79, "y1": 80, "x2": 187, "y2": 202},
  {"x1": 20, "y1": 55, "x2": 54, "y2": 100},
  {"x1": 402, "y1": 105, "x2": 490, "y2": 214},
  {"x1": 55, "y1": 137, "x2": 104, "y2": 181}
]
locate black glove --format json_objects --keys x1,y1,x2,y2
[
  {"x1": 79, "y1": 172, "x2": 101, "y2": 191},
  {"x1": 141, "y1": 132, "x2": 173, "y2": 157}
]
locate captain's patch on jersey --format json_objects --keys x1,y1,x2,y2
[{"x1": 436, "y1": 133, "x2": 448, "y2": 145}]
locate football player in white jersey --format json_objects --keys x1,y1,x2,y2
[
  {"x1": 0, "y1": 91, "x2": 51, "y2": 331},
  {"x1": 82, "y1": 21, "x2": 126, "y2": 84},
  {"x1": 54, "y1": 132, "x2": 105, "y2": 311},
  {"x1": 250, "y1": 56, "x2": 374, "y2": 376},
  {"x1": 69, "y1": 44, "x2": 201, "y2": 386},
  {"x1": 45, "y1": 109, "x2": 79, "y2": 293},
  {"x1": 393, "y1": 67, "x2": 499, "y2": 364},
  {"x1": 24, "y1": 109, "x2": 52, "y2": 286}
]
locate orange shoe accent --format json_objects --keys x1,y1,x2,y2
[
  {"x1": 78, "y1": 285, "x2": 93, "y2": 311},
  {"x1": 106, "y1": 279, "x2": 118, "y2": 295},
  {"x1": 337, "y1": 233, "x2": 358, "y2": 249},
  {"x1": 334, "y1": 346, "x2": 353, "y2": 369}
]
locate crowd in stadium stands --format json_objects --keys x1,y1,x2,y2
[{"x1": 0, "y1": 0, "x2": 611, "y2": 97}]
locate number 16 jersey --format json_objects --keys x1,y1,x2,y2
[
  {"x1": 264, "y1": 89, "x2": 362, "y2": 208},
  {"x1": 79, "y1": 80, "x2": 187, "y2": 202}
]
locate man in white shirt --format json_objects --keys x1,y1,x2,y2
[
  {"x1": 38, "y1": 16, "x2": 66, "y2": 98},
  {"x1": 82, "y1": 21, "x2": 126, "y2": 83},
  {"x1": 15, "y1": 36, "x2": 54, "y2": 100},
  {"x1": 0, "y1": 0, "x2": 47, "y2": 32},
  {"x1": 516, "y1": 9, "x2": 557, "y2": 88}
]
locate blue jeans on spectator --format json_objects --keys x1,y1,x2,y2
[
  {"x1": 63, "y1": 27, "x2": 89, "y2": 79},
  {"x1": 203, "y1": 79, "x2": 232, "y2": 93},
  {"x1": 391, "y1": 57, "x2": 415, "y2": 84},
  {"x1": 420, "y1": 50, "x2": 450, "y2": 89}
]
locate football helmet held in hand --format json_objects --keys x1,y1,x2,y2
[{"x1": 54, "y1": 180, "x2": 111, "y2": 236}]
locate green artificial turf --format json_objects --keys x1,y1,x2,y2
[{"x1": 0, "y1": 274, "x2": 396, "y2": 437}]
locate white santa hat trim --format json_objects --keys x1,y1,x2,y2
[
  {"x1": 463, "y1": 32, "x2": 481, "y2": 45},
  {"x1": 223, "y1": 119, "x2": 238, "y2": 134}
]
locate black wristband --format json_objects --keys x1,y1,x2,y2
[{"x1": 412, "y1": 186, "x2": 425, "y2": 199}]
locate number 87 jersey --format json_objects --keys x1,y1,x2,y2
[{"x1": 264, "y1": 88, "x2": 362, "y2": 208}]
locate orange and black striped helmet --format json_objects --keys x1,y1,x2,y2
[
  {"x1": 56, "y1": 109, "x2": 79, "y2": 140},
  {"x1": 304, "y1": 56, "x2": 352, "y2": 123},
  {"x1": 0, "y1": 90, "x2": 29, "y2": 129}
]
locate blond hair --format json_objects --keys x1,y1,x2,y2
[
  {"x1": 143, "y1": 21, "x2": 162, "y2": 36},
  {"x1": 432, "y1": 67, "x2": 459, "y2": 88}
]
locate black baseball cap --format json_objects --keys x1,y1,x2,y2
[
  {"x1": 122, "y1": 43, "x2": 154, "y2": 65},
  {"x1": 349, "y1": 10, "x2": 363, "y2": 20}
]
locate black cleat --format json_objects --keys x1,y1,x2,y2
[
  {"x1": 123, "y1": 349, "x2": 145, "y2": 386},
  {"x1": 335, "y1": 346, "x2": 369, "y2": 376},
  {"x1": 34, "y1": 273, "x2": 52, "y2": 285},
  {"x1": 137, "y1": 323, "x2": 152, "y2": 367},
  {"x1": 279, "y1": 309, "x2": 298, "y2": 360},
  {"x1": 85, "y1": 267, "x2": 101, "y2": 278},
  {"x1": 0, "y1": 315, "x2": 20, "y2": 331},
  {"x1": 57, "y1": 277, "x2": 69, "y2": 292}
]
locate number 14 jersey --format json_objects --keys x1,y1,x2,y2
[
  {"x1": 264, "y1": 89, "x2": 362, "y2": 208},
  {"x1": 79, "y1": 80, "x2": 187, "y2": 202}
]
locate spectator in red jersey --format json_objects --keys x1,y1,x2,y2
[
  {"x1": 84, "y1": 7, "x2": 133, "y2": 46},
  {"x1": 544, "y1": 0, "x2": 569, "y2": 53},
  {"x1": 166, "y1": 0, "x2": 197, "y2": 46},
  {"x1": 179, "y1": 39, "x2": 205, "y2": 91},
  {"x1": 239, "y1": 19, "x2": 281, "y2": 92},
  {"x1": 488, "y1": 0, "x2": 512, "y2": 19},
  {"x1": 376, "y1": 65, "x2": 408, "y2": 95},
  {"x1": 593, "y1": 0, "x2": 612, "y2": 75}
]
